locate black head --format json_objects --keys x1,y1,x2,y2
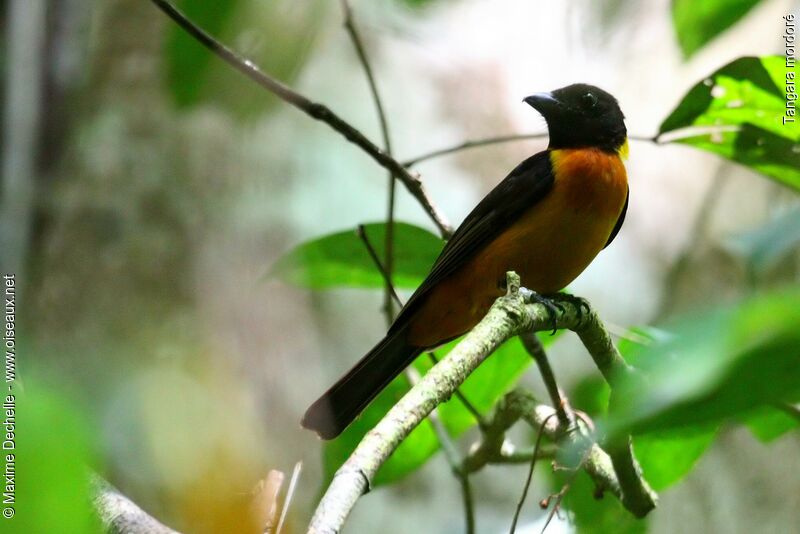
[{"x1": 524, "y1": 84, "x2": 626, "y2": 153}]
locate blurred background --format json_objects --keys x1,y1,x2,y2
[{"x1": 2, "y1": 0, "x2": 799, "y2": 532}]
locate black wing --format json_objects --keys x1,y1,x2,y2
[
  {"x1": 390, "y1": 151, "x2": 555, "y2": 334},
  {"x1": 603, "y1": 186, "x2": 628, "y2": 248}
]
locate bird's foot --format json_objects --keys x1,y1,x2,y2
[
  {"x1": 521, "y1": 290, "x2": 564, "y2": 335},
  {"x1": 544, "y1": 293, "x2": 591, "y2": 327}
]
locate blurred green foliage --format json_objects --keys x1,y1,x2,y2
[
  {"x1": 660, "y1": 56, "x2": 799, "y2": 191},
  {"x1": 606, "y1": 289, "x2": 800, "y2": 436},
  {"x1": 569, "y1": 368, "x2": 717, "y2": 496},
  {"x1": 550, "y1": 469, "x2": 647, "y2": 534},
  {"x1": 744, "y1": 405, "x2": 800, "y2": 442},
  {"x1": 165, "y1": 0, "x2": 324, "y2": 119},
  {"x1": 633, "y1": 427, "x2": 717, "y2": 491},
  {"x1": 396, "y1": 0, "x2": 442, "y2": 9},
  {"x1": 14, "y1": 382, "x2": 101, "y2": 533},
  {"x1": 165, "y1": 0, "x2": 239, "y2": 106},
  {"x1": 671, "y1": 0, "x2": 763, "y2": 58}
]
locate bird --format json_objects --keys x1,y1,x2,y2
[{"x1": 302, "y1": 83, "x2": 629, "y2": 439}]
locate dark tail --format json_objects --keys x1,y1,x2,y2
[{"x1": 302, "y1": 328, "x2": 422, "y2": 440}]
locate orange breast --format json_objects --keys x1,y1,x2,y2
[{"x1": 407, "y1": 148, "x2": 628, "y2": 347}]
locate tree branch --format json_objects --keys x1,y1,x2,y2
[
  {"x1": 307, "y1": 272, "x2": 656, "y2": 533},
  {"x1": 606, "y1": 438, "x2": 656, "y2": 517},
  {"x1": 148, "y1": 0, "x2": 453, "y2": 239},
  {"x1": 91, "y1": 474, "x2": 179, "y2": 534}
]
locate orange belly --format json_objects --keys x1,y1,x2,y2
[{"x1": 407, "y1": 148, "x2": 628, "y2": 347}]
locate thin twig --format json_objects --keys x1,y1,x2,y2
[
  {"x1": 460, "y1": 473, "x2": 477, "y2": 534},
  {"x1": 406, "y1": 365, "x2": 476, "y2": 534},
  {"x1": 276, "y1": 462, "x2": 302, "y2": 534},
  {"x1": 486, "y1": 445, "x2": 557, "y2": 465},
  {"x1": 402, "y1": 133, "x2": 658, "y2": 167},
  {"x1": 521, "y1": 332, "x2": 571, "y2": 428},
  {"x1": 148, "y1": 0, "x2": 452, "y2": 238},
  {"x1": 509, "y1": 412, "x2": 558, "y2": 534},
  {"x1": 339, "y1": 0, "x2": 398, "y2": 320},
  {"x1": 403, "y1": 133, "x2": 548, "y2": 167},
  {"x1": 539, "y1": 454, "x2": 588, "y2": 534},
  {"x1": 355, "y1": 225, "x2": 403, "y2": 308}
]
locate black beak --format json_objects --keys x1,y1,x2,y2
[{"x1": 523, "y1": 92, "x2": 560, "y2": 115}]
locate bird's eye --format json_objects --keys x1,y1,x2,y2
[{"x1": 581, "y1": 92, "x2": 598, "y2": 109}]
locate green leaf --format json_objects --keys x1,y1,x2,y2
[
  {"x1": 659, "y1": 57, "x2": 783, "y2": 134},
  {"x1": 605, "y1": 288, "x2": 800, "y2": 437},
  {"x1": 723, "y1": 207, "x2": 800, "y2": 274},
  {"x1": 323, "y1": 333, "x2": 560, "y2": 486},
  {"x1": 658, "y1": 56, "x2": 800, "y2": 191},
  {"x1": 672, "y1": 0, "x2": 763, "y2": 58},
  {"x1": 616, "y1": 328, "x2": 717, "y2": 490},
  {"x1": 16, "y1": 384, "x2": 100, "y2": 533},
  {"x1": 672, "y1": 125, "x2": 800, "y2": 191},
  {"x1": 270, "y1": 222, "x2": 443, "y2": 290},
  {"x1": 744, "y1": 405, "x2": 800, "y2": 442},
  {"x1": 633, "y1": 426, "x2": 717, "y2": 491}
]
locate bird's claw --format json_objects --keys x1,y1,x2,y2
[
  {"x1": 524, "y1": 291, "x2": 563, "y2": 334},
  {"x1": 546, "y1": 293, "x2": 591, "y2": 327}
]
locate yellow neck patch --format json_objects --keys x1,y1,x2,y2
[{"x1": 617, "y1": 138, "x2": 629, "y2": 160}]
